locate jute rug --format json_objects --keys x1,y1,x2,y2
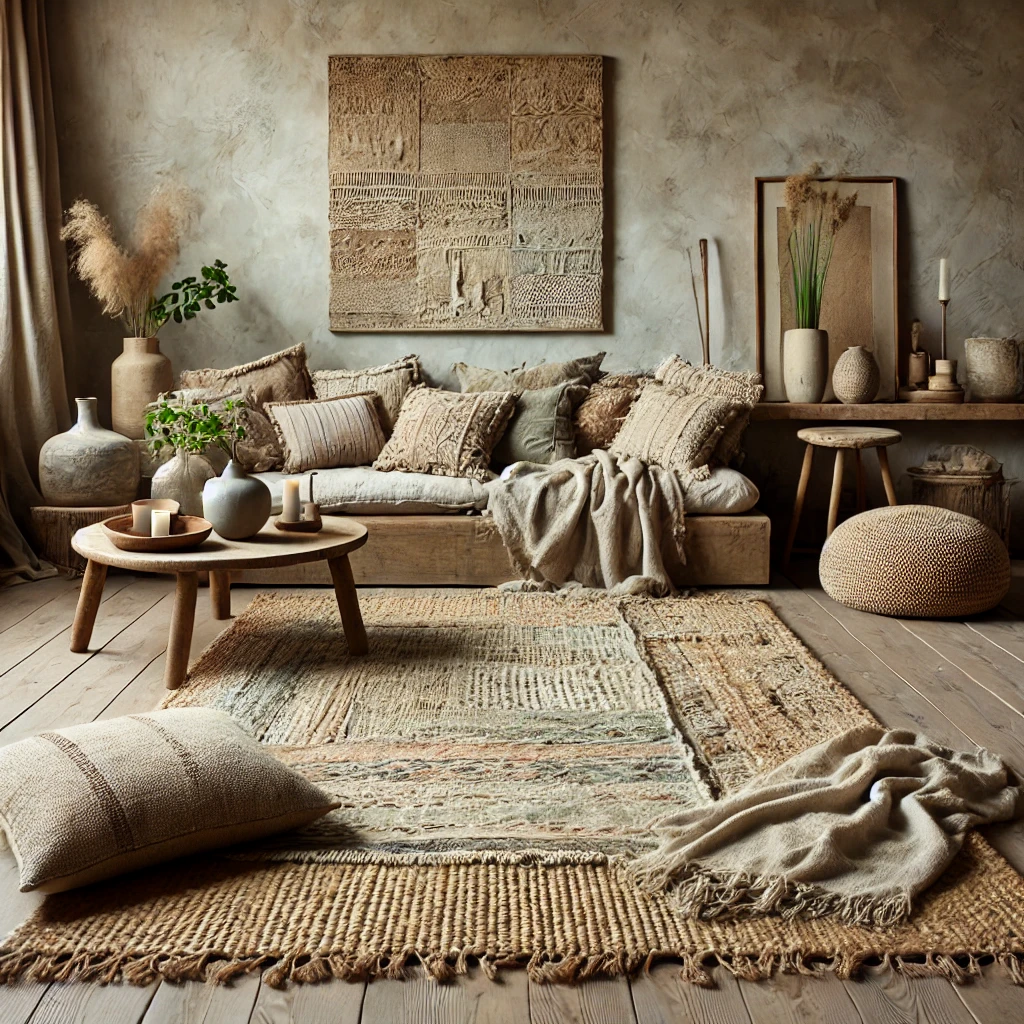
[{"x1": 2, "y1": 591, "x2": 1023, "y2": 987}]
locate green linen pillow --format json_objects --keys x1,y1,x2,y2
[
  {"x1": 0, "y1": 709, "x2": 338, "y2": 893},
  {"x1": 453, "y1": 352, "x2": 605, "y2": 393},
  {"x1": 492, "y1": 382, "x2": 590, "y2": 468}
]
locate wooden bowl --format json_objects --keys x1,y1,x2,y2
[{"x1": 101, "y1": 514, "x2": 213, "y2": 552}]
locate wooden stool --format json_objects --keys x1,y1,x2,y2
[{"x1": 782, "y1": 426, "x2": 901, "y2": 570}]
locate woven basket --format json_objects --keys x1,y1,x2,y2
[{"x1": 819, "y1": 505, "x2": 1010, "y2": 618}]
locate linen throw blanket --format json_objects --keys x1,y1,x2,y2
[
  {"x1": 633, "y1": 725, "x2": 1021, "y2": 927},
  {"x1": 486, "y1": 450, "x2": 686, "y2": 595}
]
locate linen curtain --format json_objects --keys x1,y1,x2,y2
[{"x1": 0, "y1": 0, "x2": 72, "y2": 582}]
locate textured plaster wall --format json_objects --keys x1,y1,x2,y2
[{"x1": 47, "y1": 0, "x2": 1024, "y2": 545}]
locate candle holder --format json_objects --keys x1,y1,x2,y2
[{"x1": 274, "y1": 471, "x2": 323, "y2": 533}]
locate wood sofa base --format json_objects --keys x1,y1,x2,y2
[{"x1": 235, "y1": 512, "x2": 771, "y2": 587}]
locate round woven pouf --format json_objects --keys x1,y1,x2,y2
[{"x1": 819, "y1": 505, "x2": 1010, "y2": 618}]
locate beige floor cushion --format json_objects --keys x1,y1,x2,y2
[
  {"x1": 819, "y1": 505, "x2": 1011, "y2": 618},
  {"x1": 257, "y1": 466, "x2": 491, "y2": 515},
  {"x1": 0, "y1": 709, "x2": 337, "y2": 894}
]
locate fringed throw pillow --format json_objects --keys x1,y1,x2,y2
[
  {"x1": 609, "y1": 382, "x2": 741, "y2": 480},
  {"x1": 179, "y1": 343, "x2": 314, "y2": 405},
  {"x1": 453, "y1": 352, "x2": 605, "y2": 392},
  {"x1": 374, "y1": 386, "x2": 516, "y2": 481},
  {"x1": 573, "y1": 373, "x2": 647, "y2": 454},
  {"x1": 266, "y1": 393, "x2": 387, "y2": 472},
  {"x1": 312, "y1": 355, "x2": 422, "y2": 434}
]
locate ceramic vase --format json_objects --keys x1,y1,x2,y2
[
  {"x1": 832, "y1": 345, "x2": 880, "y2": 404},
  {"x1": 782, "y1": 328, "x2": 829, "y2": 403},
  {"x1": 151, "y1": 449, "x2": 214, "y2": 517},
  {"x1": 111, "y1": 337, "x2": 173, "y2": 439},
  {"x1": 964, "y1": 337, "x2": 1023, "y2": 402},
  {"x1": 38, "y1": 397, "x2": 140, "y2": 507},
  {"x1": 202, "y1": 459, "x2": 272, "y2": 540}
]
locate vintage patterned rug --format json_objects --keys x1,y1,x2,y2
[{"x1": 2, "y1": 591, "x2": 1023, "y2": 987}]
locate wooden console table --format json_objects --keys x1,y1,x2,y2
[{"x1": 751, "y1": 403, "x2": 1024, "y2": 421}]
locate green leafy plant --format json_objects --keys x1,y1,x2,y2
[
  {"x1": 145, "y1": 396, "x2": 246, "y2": 456},
  {"x1": 783, "y1": 168, "x2": 858, "y2": 330},
  {"x1": 149, "y1": 260, "x2": 239, "y2": 328}
]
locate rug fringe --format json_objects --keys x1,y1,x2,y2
[{"x1": 1, "y1": 947, "x2": 1022, "y2": 988}]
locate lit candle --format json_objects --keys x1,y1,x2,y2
[
  {"x1": 151, "y1": 510, "x2": 171, "y2": 537},
  {"x1": 282, "y1": 479, "x2": 301, "y2": 522},
  {"x1": 938, "y1": 258, "x2": 949, "y2": 301}
]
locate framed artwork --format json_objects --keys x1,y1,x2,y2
[
  {"x1": 755, "y1": 177, "x2": 898, "y2": 402},
  {"x1": 328, "y1": 55, "x2": 604, "y2": 331}
]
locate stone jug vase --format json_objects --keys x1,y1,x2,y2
[
  {"x1": 151, "y1": 449, "x2": 215, "y2": 518},
  {"x1": 782, "y1": 329, "x2": 829, "y2": 403},
  {"x1": 111, "y1": 337, "x2": 173, "y2": 439},
  {"x1": 202, "y1": 459, "x2": 272, "y2": 540},
  {"x1": 38, "y1": 397, "x2": 140, "y2": 507},
  {"x1": 832, "y1": 345, "x2": 880, "y2": 404},
  {"x1": 964, "y1": 337, "x2": 1023, "y2": 402}
]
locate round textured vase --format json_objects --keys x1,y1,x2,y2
[
  {"x1": 38, "y1": 397, "x2": 140, "y2": 507},
  {"x1": 782, "y1": 328, "x2": 829, "y2": 403},
  {"x1": 832, "y1": 345, "x2": 880, "y2": 404},
  {"x1": 111, "y1": 337, "x2": 174, "y2": 439},
  {"x1": 151, "y1": 449, "x2": 215, "y2": 518},
  {"x1": 202, "y1": 459, "x2": 272, "y2": 540},
  {"x1": 964, "y1": 337, "x2": 1023, "y2": 403}
]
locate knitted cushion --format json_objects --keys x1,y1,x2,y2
[
  {"x1": 0, "y1": 709, "x2": 337, "y2": 894},
  {"x1": 573, "y1": 373, "x2": 646, "y2": 454},
  {"x1": 373, "y1": 386, "x2": 516, "y2": 481},
  {"x1": 266, "y1": 393, "x2": 387, "y2": 472},
  {"x1": 820, "y1": 505, "x2": 1010, "y2": 618},
  {"x1": 179, "y1": 343, "x2": 314, "y2": 405},
  {"x1": 312, "y1": 356, "x2": 422, "y2": 434}
]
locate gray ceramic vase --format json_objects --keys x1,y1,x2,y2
[
  {"x1": 202, "y1": 459, "x2": 272, "y2": 539},
  {"x1": 151, "y1": 449, "x2": 215, "y2": 518},
  {"x1": 38, "y1": 397, "x2": 140, "y2": 506}
]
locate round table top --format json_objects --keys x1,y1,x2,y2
[
  {"x1": 72, "y1": 518, "x2": 368, "y2": 573},
  {"x1": 797, "y1": 426, "x2": 903, "y2": 449}
]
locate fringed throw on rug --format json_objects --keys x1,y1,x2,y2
[
  {"x1": 486, "y1": 450, "x2": 686, "y2": 595},
  {"x1": 633, "y1": 725, "x2": 1020, "y2": 927}
]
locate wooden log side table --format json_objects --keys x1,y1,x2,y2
[
  {"x1": 70, "y1": 519, "x2": 369, "y2": 689},
  {"x1": 783, "y1": 426, "x2": 902, "y2": 571}
]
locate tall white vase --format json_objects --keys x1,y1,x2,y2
[{"x1": 783, "y1": 329, "x2": 829, "y2": 403}]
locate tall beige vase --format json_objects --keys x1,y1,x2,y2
[
  {"x1": 782, "y1": 328, "x2": 829, "y2": 403},
  {"x1": 111, "y1": 337, "x2": 173, "y2": 439}
]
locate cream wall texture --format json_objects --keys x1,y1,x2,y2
[{"x1": 47, "y1": 0, "x2": 1024, "y2": 541}]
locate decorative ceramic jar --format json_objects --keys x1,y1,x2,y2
[
  {"x1": 782, "y1": 328, "x2": 829, "y2": 403},
  {"x1": 202, "y1": 459, "x2": 272, "y2": 540},
  {"x1": 832, "y1": 345, "x2": 880, "y2": 404},
  {"x1": 38, "y1": 397, "x2": 140, "y2": 507},
  {"x1": 111, "y1": 337, "x2": 173, "y2": 439},
  {"x1": 151, "y1": 449, "x2": 215, "y2": 517},
  {"x1": 964, "y1": 337, "x2": 1023, "y2": 403}
]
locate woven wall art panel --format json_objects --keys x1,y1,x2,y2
[{"x1": 328, "y1": 55, "x2": 603, "y2": 331}]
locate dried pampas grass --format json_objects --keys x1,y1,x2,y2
[{"x1": 62, "y1": 187, "x2": 195, "y2": 337}]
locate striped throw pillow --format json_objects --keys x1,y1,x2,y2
[{"x1": 266, "y1": 393, "x2": 386, "y2": 472}]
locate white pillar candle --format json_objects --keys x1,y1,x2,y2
[
  {"x1": 938, "y1": 258, "x2": 949, "y2": 301},
  {"x1": 151, "y1": 510, "x2": 171, "y2": 537},
  {"x1": 282, "y1": 479, "x2": 301, "y2": 522},
  {"x1": 132, "y1": 503, "x2": 153, "y2": 536}
]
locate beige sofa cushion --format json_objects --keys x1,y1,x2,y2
[
  {"x1": 179, "y1": 343, "x2": 313, "y2": 405},
  {"x1": 609, "y1": 382, "x2": 741, "y2": 480},
  {"x1": 453, "y1": 352, "x2": 605, "y2": 392},
  {"x1": 266, "y1": 394, "x2": 386, "y2": 472},
  {"x1": 0, "y1": 709, "x2": 337, "y2": 894},
  {"x1": 312, "y1": 356, "x2": 422, "y2": 434},
  {"x1": 374, "y1": 386, "x2": 516, "y2": 482},
  {"x1": 573, "y1": 373, "x2": 646, "y2": 454}
]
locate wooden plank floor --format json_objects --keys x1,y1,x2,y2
[{"x1": 1, "y1": 565, "x2": 1023, "y2": 1024}]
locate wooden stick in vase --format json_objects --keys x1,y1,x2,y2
[{"x1": 699, "y1": 238, "x2": 710, "y2": 366}]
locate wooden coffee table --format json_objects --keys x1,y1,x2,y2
[{"x1": 70, "y1": 519, "x2": 370, "y2": 689}]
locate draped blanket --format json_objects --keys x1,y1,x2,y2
[
  {"x1": 486, "y1": 450, "x2": 686, "y2": 596},
  {"x1": 632, "y1": 725, "x2": 1021, "y2": 927}
]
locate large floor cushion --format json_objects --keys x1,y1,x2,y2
[
  {"x1": 256, "y1": 466, "x2": 490, "y2": 515},
  {"x1": 819, "y1": 505, "x2": 1010, "y2": 618}
]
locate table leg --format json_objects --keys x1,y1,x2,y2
[
  {"x1": 165, "y1": 571, "x2": 199, "y2": 689},
  {"x1": 782, "y1": 443, "x2": 814, "y2": 571},
  {"x1": 210, "y1": 570, "x2": 232, "y2": 620},
  {"x1": 70, "y1": 559, "x2": 107, "y2": 653},
  {"x1": 877, "y1": 446, "x2": 898, "y2": 506},
  {"x1": 855, "y1": 449, "x2": 867, "y2": 513},
  {"x1": 328, "y1": 555, "x2": 368, "y2": 656},
  {"x1": 827, "y1": 448, "x2": 846, "y2": 538}
]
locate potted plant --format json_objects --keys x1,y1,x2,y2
[
  {"x1": 781, "y1": 169, "x2": 858, "y2": 403},
  {"x1": 145, "y1": 397, "x2": 246, "y2": 517},
  {"x1": 61, "y1": 189, "x2": 239, "y2": 439}
]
